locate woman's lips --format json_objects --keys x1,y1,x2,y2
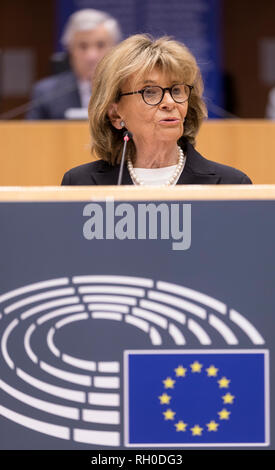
[{"x1": 159, "y1": 118, "x2": 181, "y2": 125}]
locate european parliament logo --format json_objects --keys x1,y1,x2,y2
[
  {"x1": 0, "y1": 275, "x2": 270, "y2": 448},
  {"x1": 124, "y1": 350, "x2": 269, "y2": 447}
]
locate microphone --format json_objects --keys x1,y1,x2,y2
[{"x1": 117, "y1": 130, "x2": 133, "y2": 185}]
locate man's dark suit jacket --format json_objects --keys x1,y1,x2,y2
[
  {"x1": 61, "y1": 142, "x2": 252, "y2": 185},
  {"x1": 26, "y1": 71, "x2": 81, "y2": 120}
]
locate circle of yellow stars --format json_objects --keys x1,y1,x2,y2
[{"x1": 158, "y1": 361, "x2": 235, "y2": 436}]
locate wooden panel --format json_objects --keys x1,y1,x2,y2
[
  {"x1": 0, "y1": 186, "x2": 274, "y2": 202},
  {"x1": 0, "y1": 0, "x2": 55, "y2": 115},
  {"x1": 0, "y1": 120, "x2": 275, "y2": 185},
  {"x1": 196, "y1": 120, "x2": 275, "y2": 184},
  {"x1": 0, "y1": 121, "x2": 91, "y2": 186}
]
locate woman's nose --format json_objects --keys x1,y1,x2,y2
[{"x1": 159, "y1": 89, "x2": 175, "y2": 107}]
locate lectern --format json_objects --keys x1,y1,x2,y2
[{"x1": 0, "y1": 186, "x2": 274, "y2": 449}]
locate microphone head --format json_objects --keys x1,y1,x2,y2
[{"x1": 123, "y1": 130, "x2": 133, "y2": 140}]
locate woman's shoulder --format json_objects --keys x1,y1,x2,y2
[{"x1": 61, "y1": 159, "x2": 112, "y2": 185}]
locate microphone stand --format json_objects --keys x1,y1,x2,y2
[{"x1": 117, "y1": 131, "x2": 132, "y2": 185}]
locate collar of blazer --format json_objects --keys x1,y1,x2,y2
[{"x1": 89, "y1": 141, "x2": 221, "y2": 185}]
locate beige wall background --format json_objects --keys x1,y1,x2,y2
[{"x1": 0, "y1": 120, "x2": 274, "y2": 186}]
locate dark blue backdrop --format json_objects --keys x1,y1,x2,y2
[{"x1": 0, "y1": 198, "x2": 274, "y2": 449}]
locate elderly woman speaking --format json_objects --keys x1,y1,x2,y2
[{"x1": 61, "y1": 34, "x2": 251, "y2": 186}]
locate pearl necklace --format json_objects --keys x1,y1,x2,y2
[{"x1": 127, "y1": 146, "x2": 186, "y2": 186}]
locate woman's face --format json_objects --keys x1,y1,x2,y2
[{"x1": 109, "y1": 68, "x2": 189, "y2": 146}]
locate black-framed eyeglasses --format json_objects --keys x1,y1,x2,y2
[{"x1": 119, "y1": 83, "x2": 193, "y2": 106}]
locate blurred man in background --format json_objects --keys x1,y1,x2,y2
[
  {"x1": 266, "y1": 87, "x2": 275, "y2": 119},
  {"x1": 26, "y1": 9, "x2": 121, "y2": 120}
]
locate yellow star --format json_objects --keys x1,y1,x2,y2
[
  {"x1": 174, "y1": 365, "x2": 187, "y2": 377},
  {"x1": 190, "y1": 361, "x2": 203, "y2": 373},
  {"x1": 218, "y1": 376, "x2": 230, "y2": 388},
  {"x1": 163, "y1": 377, "x2": 175, "y2": 389},
  {"x1": 218, "y1": 408, "x2": 231, "y2": 420},
  {"x1": 190, "y1": 424, "x2": 203, "y2": 436},
  {"x1": 206, "y1": 420, "x2": 219, "y2": 432},
  {"x1": 158, "y1": 393, "x2": 172, "y2": 405},
  {"x1": 222, "y1": 393, "x2": 235, "y2": 404},
  {"x1": 175, "y1": 420, "x2": 188, "y2": 432},
  {"x1": 206, "y1": 365, "x2": 219, "y2": 377},
  {"x1": 163, "y1": 409, "x2": 176, "y2": 420}
]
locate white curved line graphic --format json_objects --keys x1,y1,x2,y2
[
  {"x1": 47, "y1": 327, "x2": 60, "y2": 358},
  {"x1": 16, "y1": 368, "x2": 85, "y2": 403},
  {"x1": 88, "y1": 303, "x2": 129, "y2": 313},
  {"x1": 37, "y1": 305, "x2": 85, "y2": 325},
  {"x1": 168, "y1": 324, "x2": 186, "y2": 345},
  {"x1": 1, "y1": 318, "x2": 18, "y2": 369},
  {"x1": 82, "y1": 409, "x2": 120, "y2": 425},
  {"x1": 61, "y1": 355, "x2": 119, "y2": 373},
  {"x1": 93, "y1": 377, "x2": 120, "y2": 389},
  {"x1": 78, "y1": 286, "x2": 145, "y2": 296},
  {"x1": 0, "y1": 278, "x2": 69, "y2": 304},
  {"x1": 229, "y1": 309, "x2": 265, "y2": 344},
  {"x1": 91, "y1": 313, "x2": 122, "y2": 321},
  {"x1": 62, "y1": 354, "x2": 96, "y2": 371},
  {"x1": 132, "y1": 307, "x2": 168, "y2": 329},
  {"x1": 73, "y1": 428, "x2": 120, "y2": 446},
  {"x1": 21, "y1": 297, "x2": 80, "y2": 320},
  {"x1": 140, "y1": 299, "x2": 186, "y2": 324},
  {"x1": 150, "y1": 327, "x2": 162, "y2": 345},
  {"x1": 4, "y1": 288, "x2": 76, "y2": 314},
  {"x1": 157, "y1": 281, "x2": 227, "y2": 314},
  {"x1": 72, "y1": 275, "x2": 153, "y2": 287},
  {"x1": 88, "y1": 392, "x2": 119, "y2": 407},
  {"x1": 125, "y1": 315, "x2": 149, "y2": 333},
  {"x1": 209, "y1": 314, "x2": 238, "y2": 345},
  {"x1": 40, "y1": 361, "x2": 92, "y2": 386},
  {"x1": 188, "y1": 319, "x2": 212, "y2": 345},
  {"x1": 55, "y1": 313, "x2": 89, "y2": 329},
  {"x1": 24, "y1": 323, "x2": 38, "y2": 363},
  {"x1": 84, "y1": 295, "x2": 136, "y2": 305},
  {"x1": 98, "y1": 362, "x2": 120, "y2": 373},
  {"x1": 0, "y1": 405, "x2": 70, "y2": 439},
  {"x1": 0, "y1": 379, "x2": 79, "y2": 420},
  {"x1": 148, "y1": 291, "x2": 206, "y2": 319}
]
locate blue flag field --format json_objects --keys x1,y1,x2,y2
[{"x1": 124, "y1": 350, "x2": 269, "y2": 447}]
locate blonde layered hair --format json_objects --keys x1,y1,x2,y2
[{"x1": 88, "y1": 34, "x2": 207, "y2": 165}]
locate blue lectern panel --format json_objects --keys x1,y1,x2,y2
[{"x1": 0, "y1": 199, "x2": 274, "y2": 449}]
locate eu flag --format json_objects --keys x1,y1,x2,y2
[{"x1": 124, "y1": 350, "x2": 269, "y2": 447}]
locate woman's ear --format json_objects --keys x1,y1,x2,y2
[{"x1": 107, "y1": 103, "x2": 124, "y2": 130}]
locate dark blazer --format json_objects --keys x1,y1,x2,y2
[
  {"x1": 26, "y1": 71, "x2": 81, "y2": 120},
  {"x1": 61, "y1": 142, "x2": 252, "y2": 186}
]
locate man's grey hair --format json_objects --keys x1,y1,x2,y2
[{"x1": 61, "y1": 9, "x2": 122, "y2": 48}]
